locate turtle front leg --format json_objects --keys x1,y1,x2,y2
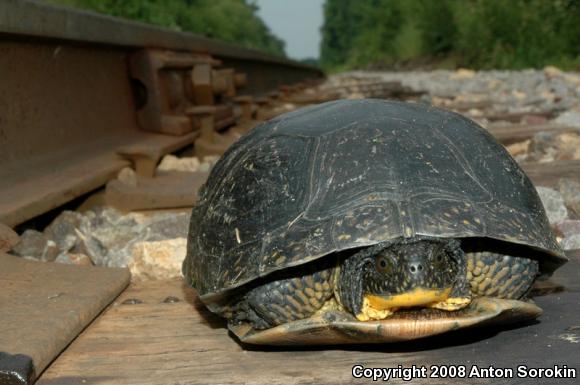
[
  {"x1": 429, "y1": 278, "x2": 471, "y2": 311},
  {"x1": 430, "y1": 293, "x2": 471, "y2": 311},
  {"x1": 431, "y1": 242, "x2": 471, "y2": 311},
  {"x1": 357, "y1": 297, "x2": 394, "y2": 321}
]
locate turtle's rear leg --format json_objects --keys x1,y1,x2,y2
[
  {"x1": 233, "y1": 267, "x2": 335, "y2": 330},
  {"x1": 466, "y1": 251, "x2": 539, "y2": 299}
]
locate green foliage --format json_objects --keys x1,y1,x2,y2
[
  {"x1": 321, "y1": 0, "x2": 580, "y2": 70},
  {"x1": 320, "y1": 0, "x2": 361, "y2": 68},
  {"x1": 416, "y1": 0, "x2": 456, "y2": 55},
  {"x1": 47, "y1": 0, "x2": 285, "y2": 57},
  {"x1": 392, "y1": 20, "x2": 422, "y2": 61}
]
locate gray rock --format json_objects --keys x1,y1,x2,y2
[
  {"x1": 72, "y1": 230, "x2": 108, "y2": 266},
  {"x1": 331, "y1": 69, "x2": 580, "y2": 112},
  {"x1": 561, "y1": 234, "x2": 580, "y2": 250},
  {"x1": 42, "y1": 207, "x2": 143, "y2": 268},
  {"x1": 129, "y1": 238, "x2": 186, "y2": 280},
  {"x1": 157, "y1": 155, "x2": 201, "y2": 173},
  {"x1": 71, "y1": 207, "x2": 142, "y2": 267},
  {"x1": 558, "y1": 179, "x2": 580, "y2": 218},
  {"x1": 555, "y1": 110, "x2": 580, "y2": 128},
  {"x1": 11, "y1": 229, "x2": 59, "y2": 262},
  {"x1": 535, "y1": 186, "x2": 569, "y2": 224},
  {"x1": 54, "y1": 252, "x2": 93, "y2": 266},
  {"x1": 554, "y1": 220, "x2": 580, "y2": 238},
  {"x1": 528, "y1": 131, "x2": 558, "y2": 162},
  {"x1": 198, "y1": 163, "x2": 211, "y2": 172},
  {"x1": 418, "y1": 94, "x2": 432, "y2": 105},
  {"x1": 70, "y1": 209, "x2": 194, "y2": 268},
  {"x1": 144, "y1": 212, "x2": 191, "y2": 239},
  {"x1": 79, "y1": 206, "x2": 134, "y2": 232},
  {"x1": 44, "y1": 211, "x2": 83, "y2": 252}
]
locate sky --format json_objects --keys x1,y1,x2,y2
[{"x1": 254, "y1": 0, "x2": 324, "y2": 60}]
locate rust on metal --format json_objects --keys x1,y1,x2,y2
[
  {"x1": 0, "y1": 252, "x2": 130, "y2": 384},
  {"x1": 0, "y1": 222, "x2": 20, "y2": 252},
  {"x1": 105, "y1": 171, "x2": 209, "y2": 211},
  {"x1": 0, "y1": 2, "x2": 322, "y2": 227}
]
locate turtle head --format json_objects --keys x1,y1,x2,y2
[{"x1": 337, "y1": 238, "x2": 466, "y2": 321}]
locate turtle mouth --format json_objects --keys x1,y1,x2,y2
[
  {"x1": 356, "y1": 287, "x2": 452, "y2": 321},
  {"x1": 367, "y1": 287, "x2": 452, "y2": 308}
]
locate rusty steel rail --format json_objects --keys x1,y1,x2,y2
[
  {"x1": 0, "y1": 0, "x2": 323, "y2": 227},
  {"x1": 0, "y1": 0, "x2": 317, "y2": 68},
  {"x1": 0, "y1": 0, "x2": 322, "y2": 95}
]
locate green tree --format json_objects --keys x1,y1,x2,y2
[
  {"x1": 320, "y1": 0, "x2": 360, "y2": 68},
  {"x1": 47, "y1": 0, "x2": 286, "y2": 57},
  {"x1": 320, "y1": 0, "x2": 580, "y2": 70},
  {"x1": 416, "y1": 0, "x2": 456, "y2": 55}
]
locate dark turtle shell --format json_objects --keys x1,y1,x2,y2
[{"x1": 184, "y1": 99, "x2": 566, "y2": 301}]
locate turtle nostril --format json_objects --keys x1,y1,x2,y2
[{"x1": 409, "y1": 262, "x2": 423, "y2": 275}]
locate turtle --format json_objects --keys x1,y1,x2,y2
[{"x1": 183, "y1": 99, "x2": 567, "y2": 345}]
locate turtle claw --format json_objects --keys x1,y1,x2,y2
[
  {"x1": 431, "y1": 297, "x2": 471, "y2": 311},
  {"x1": 356, "y1": 308, "x2": 394, "y2": 322},
  {"x1": 356, "y1": 297, "x2": 395, "y2": 321}
]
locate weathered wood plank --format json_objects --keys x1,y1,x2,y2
[
  {"x1": 0, "y1": 130, "x2": 199, "y2": 228},
  {"x1": 488, "y1": 123, "x2": 579, "y2": 145},
  {"x1": 520, "y1": 159, "x2": 580, "y2": 187},
  {"x1": 105, "y1": 171, "x2": 209, "y2": 211},
  {"x1": 483, "y1": 110, "x2": 557, "y2": 123},
  {"x1": 0, "y1": 253, "x2": 130, "y2": 384},
  {"x1": 38, "y1": 263, "x2": 580, "y2": 385}
]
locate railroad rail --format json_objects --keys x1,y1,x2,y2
[{"x1": 0, "y1": 0, "x2": 323, "y2": 228}]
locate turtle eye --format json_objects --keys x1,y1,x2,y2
[
  {"x1": 433, "y1": 250, "x2": 447, "y2": 267},
  {"x1": 376, "y1": 254, "x2": 394, "y2": 274}
]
